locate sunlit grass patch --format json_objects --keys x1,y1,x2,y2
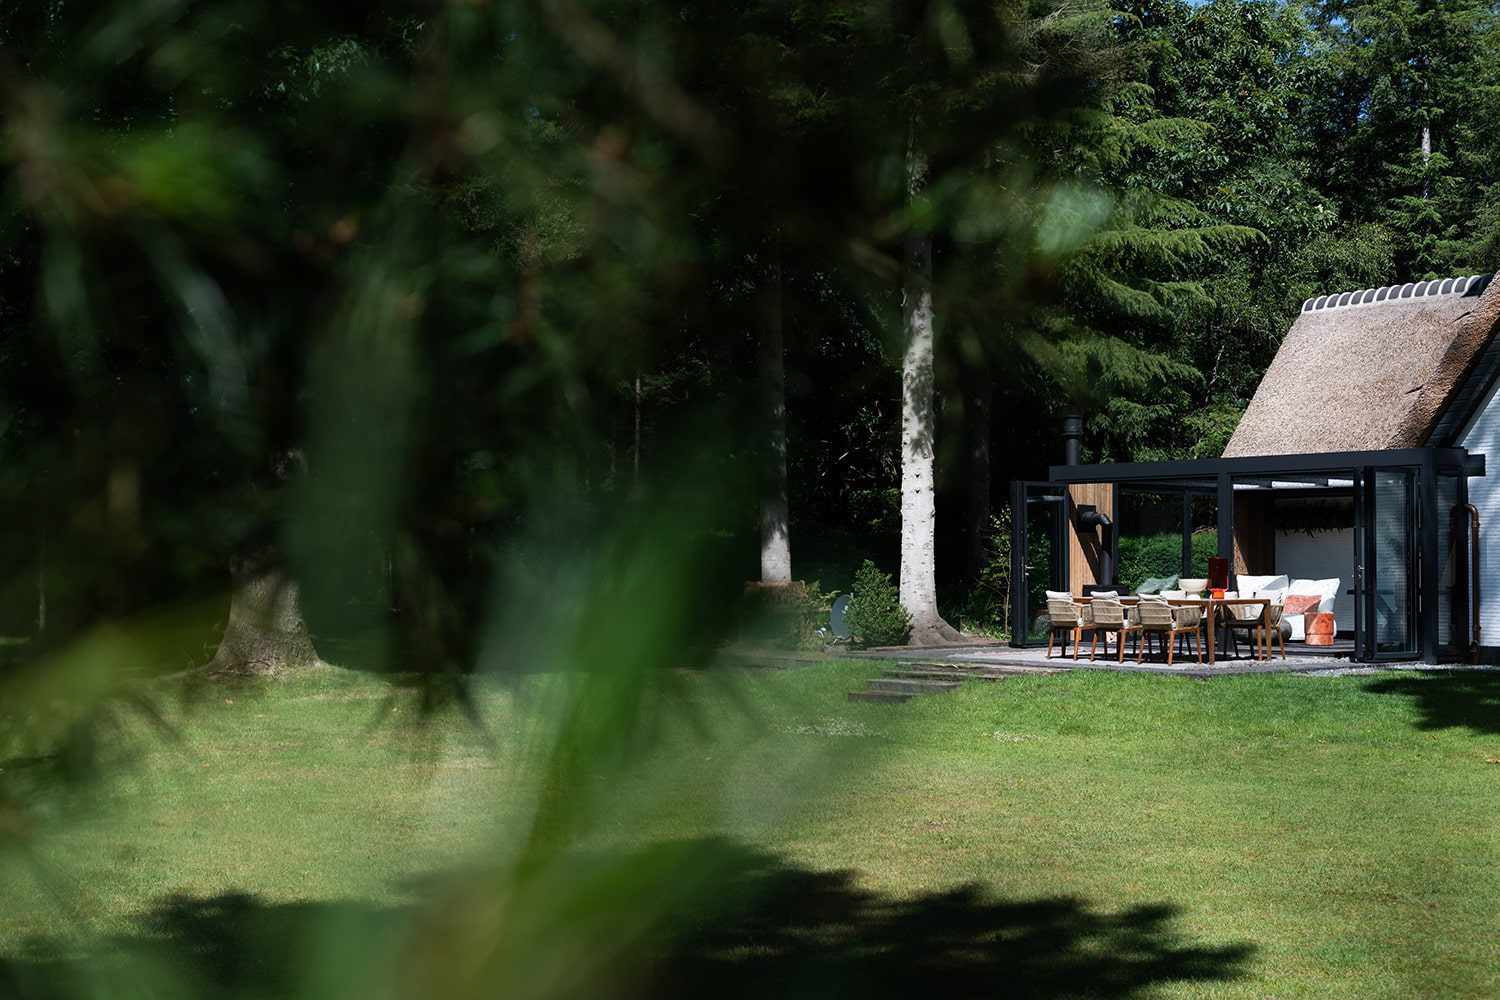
[{"x1": 1, "y1": 664, "x2": 1497, "y2": 997}]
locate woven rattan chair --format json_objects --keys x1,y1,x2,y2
[
  {"x1": 1088, "y1": 599, "x2": 1140, "y2": 663},
  {"x1": 1255, "y1": 602, "x2": 1287, "y2": 659},
  {"x1": 1136, "y1": 598, "x2": 1202, "y2": 666},
  {"x1": 1044, "y1": 597, "x2": 1096, "y2": 660},
  {"x1": 1221, "y1": 596, "x2": 1270, "y2": 660}
]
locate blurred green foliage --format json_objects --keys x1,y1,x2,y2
[{"x1": 1, "y1": 0, "x2": 1499, "y2": 994}]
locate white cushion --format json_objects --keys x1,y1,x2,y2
[
  {"x1": 1046, "y1": 590, "x2": 1074, "y2": 602},
  {"x1": 1237, "y1": 574, "x2": 1288, "y2": 596},
  {"x1": 1160, "y1": 590, "x2": 1186, "y2": 600},
  {"x1": 1138, "y1": 593, "x2": 1168, "y2": 602},
  {"x1": 1090, "y1": 590, "x2": 1119, "y2": 599},
  {"x1": 1287, "y1": 578, "x2": 1340, "y2": 613}
]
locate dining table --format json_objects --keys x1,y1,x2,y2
[{"x1": 1073, "y1": 595, "x2": 1275, "y2": 664}]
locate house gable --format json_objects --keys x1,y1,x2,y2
[{"x1": 1223, "y1": 273, "x2": 1500, "y2": 458}]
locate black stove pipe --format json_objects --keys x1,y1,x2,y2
[
  {"x1": 1062, "y1": 413, "x2": 1083, "y2": 466},
  {"x1": 1077, "y1": 504, "x2": 1114, "y2": 589}
]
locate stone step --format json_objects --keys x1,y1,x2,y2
[
  {"x1": 867, "y1": 677, "x2": 962, "y2": 695},
  {"x1": 882, "y1": 668, "x2": 978, "y2": 683},
  {"x1": 848, "y1": 689, "x2": 913, "y2": 704},
  {"x1": 876, "y1": 668, "x2": 1008, "y2": 683}
]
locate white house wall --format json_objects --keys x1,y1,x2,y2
[
  {"x1": 1458, "y1": 373, "x2": 1500, "y2": 647},
  {"x1": 1274, "y1": 528, "x2": 1356, "y2": 628}
]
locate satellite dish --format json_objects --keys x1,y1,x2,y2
[{"x1": 830, "y1": 594, "x2": 852, "y2": 640}]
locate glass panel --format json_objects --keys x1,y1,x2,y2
[
  {"x1": 1371, "y1": 470, "x2": 1416, "y2": 655},
  {"x1": 1118, "y1": 490, "x2": 1185, "y2": 592},
  {"x1": 1434, "y1": 469, "x2": 1469, "y2": 659},
  {"x1": 1437, "y1": 474, "x2": 1458, "y2": 651},
  {"x1": 1188, "y1": 495, "x2": 1216, "y2": 578},
  {"x1": 1023, "y1": 487, "x2": 1067, "y2": 641}
]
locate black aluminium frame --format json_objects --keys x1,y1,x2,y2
[{"x1": 1036, "y1": 447, "x2": 1484, "y2": 663}]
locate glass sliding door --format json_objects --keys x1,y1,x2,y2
[
  {"x1": 1010, "y1": 482, "x2": 1069, "y2": 647},
  {"x1": 1435, "y1": 468, "x2": 1472, "y2": 661},
  {"x1": 1361, "y1": 468, "x2": 1419, "y2": 660}
]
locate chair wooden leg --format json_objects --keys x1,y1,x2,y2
[
  {"x1": 1046, "y1": 630, "x2": 1055, "y2": 659},
  {"x1": 1167, "y1": 630, "x2": 1176, "y2": 666},
  {"x1": 1090, "y1": 631, "x2": 1099, "y2": 662},
  {"x1": 1195, "y1": 629, "x2": 1203, "y2": 664}
]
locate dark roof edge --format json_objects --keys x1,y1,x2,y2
[
  {"x1": 1049, "y1": 447, "x2": 1479, "y2": 484},
  {"x1": 1301, "y1": 272, "x2": 1493, "y2": 313},
  {"x1": 1427, "y1": 320, "x2": 1500, "y2": 447}
]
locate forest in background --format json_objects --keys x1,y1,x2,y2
[{"x1": 2, "y1": 0, "x2": 1500, "y2": 668}]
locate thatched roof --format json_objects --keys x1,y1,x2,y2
[{"x1": 1223, "y1": 273, "x2": 1500, "y2": 457}]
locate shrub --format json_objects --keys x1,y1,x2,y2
[
  {"x1": 786, "y1": 580, "x2": 837, "y2": 650},
  {"x1": 951, "y1": 507, "x2": 1014, "y2": 639},
  {"x1": 846, "y1": 560, "x2": 911, "y2": 647},
  {"x1": 1116, "y1": 530, "x2": 1217, "y2": 592},
  {"x1": 742, "y1": 581, "x2": 837, "y2": 650}
]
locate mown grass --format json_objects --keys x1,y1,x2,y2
[{"x1": 1, "y1": 663, "x2": 1497, "y2": 998}]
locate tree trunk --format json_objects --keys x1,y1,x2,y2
[
  {"x1": 758, "y1": 236, "x2": 792, "y2": 585},
  {"x1": 899, "y1": 141, "x2": 962, "y2": 647},
  {"x1": 633, "y1": 370, "x2": 642, "y2": 486},
  {"x1": 966, "y1": 370, "x2": 992, "y2": 579},
  {"x1": 208, "y1": 560, "x2": 320, "y2": 675}
]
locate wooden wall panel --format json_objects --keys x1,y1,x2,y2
[
  {"x1": 1067, "y1": 483, "x2": 1115, "y2": 593},
  {"x1": 1233, "y1": 493, "x2": 1275, "y2": 576}
]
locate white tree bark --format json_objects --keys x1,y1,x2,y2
[
  {"x1": 900, "y1": 142, "x2": 961, "y2": 646},
  {"x1": 1421, "y1": 120, "x2": 1432, "y2": 200},
  {"x1": 758, "y1": 237, "x2": 792, "y2": 584}
]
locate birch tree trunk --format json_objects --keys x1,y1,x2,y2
[
  {"x1": 900, "y1": 142, "x2": 962, "y2": 646},
  {"x1": 758, "y1": 237, "x2": 792, "y2": 584},
  {"x1": 1421, "y1": 76, "x2": 1432, "y2": 202},
  {"x1": 208, "y1": 557, "x2": 320, "y2": 675}
]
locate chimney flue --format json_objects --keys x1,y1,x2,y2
[{"x1": 1062, "y1": 413, "x2": 1083, "y2": 466}]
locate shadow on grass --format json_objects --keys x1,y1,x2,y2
[
  {"x1": 1364, "y1": 670, "x2": 1500, "y2": 735},
  {"x1": 0, "y1": 843, "x2": 1253, "y2": 999},
  {"x1": 650, "y1": 854, "x2": 1253, "y2": 998}
]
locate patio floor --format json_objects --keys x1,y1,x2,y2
[{"x1": 847, "y1": 637, "x2": 1438, "y2": 677}]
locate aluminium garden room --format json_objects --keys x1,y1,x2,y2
[{"x1": 1011, "y1": 271, "x2": 1500, "y2": 665}]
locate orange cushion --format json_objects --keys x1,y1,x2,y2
[{"x1": 1284, "y1": 594, "x2": 1322, "y2": 615}]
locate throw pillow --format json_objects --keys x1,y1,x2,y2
[{"x1": 1284, "y1": 594, "x2": 1322, "y2": 615}]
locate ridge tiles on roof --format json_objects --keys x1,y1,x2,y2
[{"x1": 1300, "y1": 273, "x2": 1493, "y2": 313}]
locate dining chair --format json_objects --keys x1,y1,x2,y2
[
  {"x1": 1136, "y1": 598, "x2": 1203, "y2": 666},
  {"x1": 1044, "y1": 597, "x2": 1096, "y2": 660},
  {"x1": 1088, "y1": 598, "x2": 1140, "y2": 663}
]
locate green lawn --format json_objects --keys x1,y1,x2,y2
[{"x1": 1, "y1": 663, "x2": 1497, "y2": 998}]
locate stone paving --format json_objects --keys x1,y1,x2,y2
[{"x1": 845, "y1": 641, "x2": 1458, "y2": 677}]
